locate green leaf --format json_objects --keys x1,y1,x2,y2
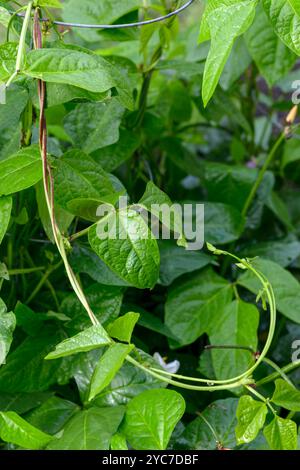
[
  {"x1": 36, "y1": 181, "x2": 74, "y2": 243},
  {"x1": 123, "y1": 389, "x2": 185, "y2": 450},
  {"x1": 0, "y1": 411, "x2": 52, "y2": 449},
  {"x1": 0, "y1": 6, "x2": 11, "y2": 28},
  {"x1": 238, "y1": 236, "x2": 300, "y2": 268},
  {"x1": 107, "y1": 312, "x2": 140, "y2": 343},
  {"x1": 204, "y1": 162, "x2": 257, "y2": 212},
  {"x1": 165, "y1": 268, "x2": 233, "y2": 347},
  {"x1": 70, "y1": 245, "x2": 129, "y2": 287},
  {"x1": 0, "y1": 299, "x2": 16, "y2": 365},
  {"x1": 0, "y1": 146, "x2": 42, "y2": 196},
  {"x1": 47, "y1": 406, "x2": 125, "y2": 450},
  {"x1": 110, "y1": 433, "x2": 128, "y2": 450},
  {"x1": 209, "y1": 300, "x2": 259, "y2": 379},
  {"x1": 89, "y1": 343, "x2": 133, "y2": 401},
  {"x1": 0, "y1": 392, "x2": 53, "y2": 414},
  {"x1": 0, "y1": 42, "x2": 17, "y2": 82},
  {"x1": 238, "y1": 258, "x2": 300, "y2": 324},
  {"x1": 64, "y1": 100, "x2": 124, "y2": 154},
  {"x1": 245, "y1": 4, "x2": 296, "y2": 86},
  {"x1": 89, "y1": 208, "x2": 160, "y2": 289},
  {"x1": 202, "y1": 1, "x2": 257, "y2": 106},
  {"x1": 63, "y1": 0, "x2": 140, "y2": 42},
  {"x1": 53, "y1": 149, "x2": 118, "y2": 217},
  {"x1": 61, "y1": 283, "x2": 124, "y2": 331},
  {"x1": 24, "y1": 49, "x2": 117, "y2": 93},
  {"x1": 0, "y1": 196, "x2": 12, "y2": 245},
  {"x1": 0, "y1": 86, "x2": 29, "y2": 160},
  {"x1": 236, "y1": 396, "x2": 268, "y2": 445},
  {"x1": 45, "y1": 325, "x2": 111, "y2": 360},
  {"x1": 263, "y1": 416, "x2": 297, "y2": 450},
  {"x1": 0, "y1": 327, "x2": 64, "y2": 393},
  {"x1": 263, "y1": 0, "x2": 300, "y2": 54},
  {"x1": 199, "y1": 0, "x2": 243, "y2": 43},
  {"x1": 138, "y1": 181, "x2": 187, "y2": 247},
  {"x1": 181, "y1": 398, "x2": 239, "y2": 450},
  {"x1": 158, "y1": 241, "x2": 211, "y2": 286},
  {"x1": 204, "y1": 202, "x2": 245, "y2": 244},
  {"x1": 271, "y1": 379, "x2": 300, "y2": 411},
  {"x1": 26, "y1": 396, "x2": 79, "y2": 435},
  {"x1": 220, "y1": 37, "x2": 252, "y2": 90},
  {"x1": 92, "y1": 354, "x2": 166, "y2": 407},
  {"x1": 92, "y1": 129, "x2": 140, "y2": 172},
  {"x1": 282, "y1": 138, "x2": 300, "y2": 170},
  {"x1": 35, "y1": 0, "x2": 62, "y2": 7}
]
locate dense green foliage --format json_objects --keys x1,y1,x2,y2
[{"x1": 1, "y1": 0, "x2": 300, "y2": 451}]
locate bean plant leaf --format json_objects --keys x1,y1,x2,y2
[
  {"x1": 204, "y1": 202, "x2": 245, "y2": 244},
  {"x1": 199, "y1": 0, "x2": 244, "y2": 43},
  {"x1": 60, "y1": 283, "x2": 124, "y2": 331},
  {"x1": 35, "y1": 1, "x2": 62, "y2": 8},
  {"x1": 245, "y1": 4, "x2": 296, "y2": 86},
  {"x1": 181, "y1": 398, "x2": 239, "y2": 450},
  {"x1": 53, "y1": 149, "x2": 119, "y2": 217},
  {"x1": 26, "y1": 396, "x2": 79, "y2": 435},
  {"x1": 0, "y1": 299, "x2": 16, "y2": 366},
  {"x1": 93, "y1": 352, "x2": 166, "y2": 408},
  {"x1": 271, "y1": 379, "x2": 300, "y2": 411},
  {"x1": 0, "y1": 411, "x2": 53, "y2": 449},
  {"x1": 63, "y1": 0, "x2": 140, "y2": 42},
  {"x1": 107, "y1": 312, "x2": 140, "y2": 343},
  {"x1": 88, "y1": 209, "x2": 160, "y2": 289},
  {"x1": 123, "y1": 389, "x2": 185, "y2": 450},
  {"x1": 165, "y1": 268, "x2": 233, "y2": 347},
  {"x1": 263, "y1": 416, "x2": 297, "y2": 450},
  {"x1": 0, "y1": 42, "x2": 17, "y2": 82},
  {"x1": 24, "y1": 49, "x2": 117, "y2": 93},
  {"x1": 209, "y1": 300, "x2": 259, "y2": 379},
  {"x1": 158, "y1": 241, "x2": 211, "y2": 286},
  {"x1": 0, "y1": 327, "x2": 64, "y2": 393},
  {"x1": 89, "y1": 343, "x2": 134, "y2": 401},
  {"x1": 63, "y1": 100, "x2": 124, "y2": 154},
  {"x1": 45, "y1": 325, "x2": 111, "y2": 360},
  {"x1": 0, "y1": 146, "x2": 42, "y2": 196},
  {"x1": 138, "y1": 181, "x2": 187, "y2": 248},
  {"x1": 236, "y1": 396, "x2": 268, "y2": 445},
  {"x1": 202, "y1": 1, "x2": 257, "y2": 106},
  {"x1": 47, "y1": 406, "x2": 125, "y2": 450},
  {"x1": 262, "y1": 0, "x2": 300, "y2": 54},
  {"x1": 0, "y1": 196, "x2": 12, "y2": 245},
  {"x1": 110, "y1": 433, "x2": 128, "y2": 450},
  {"x1": 0, "y1": 7, "x2": 11, "y2": 28}
]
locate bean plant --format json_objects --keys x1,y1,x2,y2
[{"x1": 0, "y1": 0, "x2": 300, "y2": 451}]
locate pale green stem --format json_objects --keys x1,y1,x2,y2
[
  {"x1": 245, "y1": 385, "x2": 276, "y2": 415},
  {"x1": 256, "y1": 361, "x2": 300, "y2": 387},
  {"x1": 8, "y1": 266, "x2": 45, "y2": 275},
  {"x1": 262, "y1": 357, "x2": 295, "y2": 388},
  {"x1": 6, "y1": 2, "x2": 33, "y2": 89},
  {"x1": 15, "y1": 1, "x2": 33, "y2": 72},
  {"x1": 242, "y1": 133, "x2": 285, "y2": 217}
]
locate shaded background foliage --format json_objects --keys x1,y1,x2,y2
[{"x1": 0, "y1": 0, "x2": 300, "y2": 451}]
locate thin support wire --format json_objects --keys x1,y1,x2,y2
[{"x1": 12, "y1": 0, "x2": 195, "y2": 29}]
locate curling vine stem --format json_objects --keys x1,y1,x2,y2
[{"x1": 148, "y1": 250, "x2": 277, "y2": 386}]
